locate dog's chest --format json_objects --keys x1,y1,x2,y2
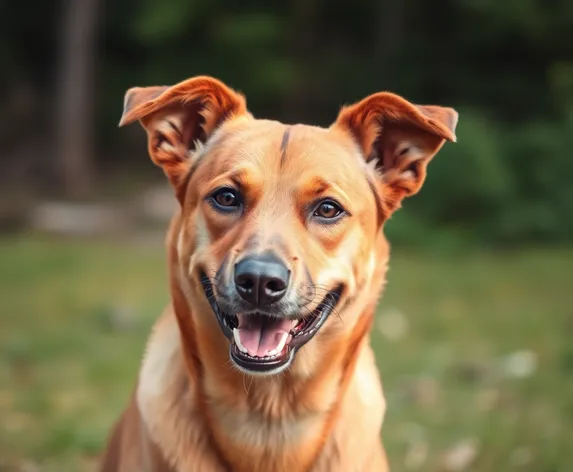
[
  {"x1": 213, "y1": 404, "x2": 325, "y2": 447},
  {"x1": 137, "y1": 311, "x2": 385, "y2": 472},
  {"x1": 204, "y1": 369, "x2": 384, "y2": 472}
]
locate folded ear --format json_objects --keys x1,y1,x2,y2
[
  {"x1": 333, "y1": 92, "x2": 458, "y2": 216},
  {"x1": 119, "y1": 76, "x2": 249, "y2": 199}
]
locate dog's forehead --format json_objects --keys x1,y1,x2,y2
[
  {"x1": 210, "y1": 118, "x2": 365, "y2": 177},
  {"x1": 280, "y1": 123, "x2": 364, "y2": 171}
]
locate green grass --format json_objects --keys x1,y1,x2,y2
[{"x1": 1, "y1": 236, "x2": 572, "y2": 471}]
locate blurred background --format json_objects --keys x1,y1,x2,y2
[{"x1": 1, "y1": 0, "x2": 572, "y2": 471}]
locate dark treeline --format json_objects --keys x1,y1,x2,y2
[{"x1": 2, "y1": 0, "x2": 573, "y2": 246}]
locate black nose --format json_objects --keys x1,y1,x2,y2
[{"x1": 234, "y1": 255, "x2": 290, "y2": 306}]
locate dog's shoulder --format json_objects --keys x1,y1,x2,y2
[{"x1": 136, "y1": 308, "x2": 227, "y2": 471}]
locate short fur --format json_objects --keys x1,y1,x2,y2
[{"x1": 100, "y1": 76, "x2": 458, "y2": 472}]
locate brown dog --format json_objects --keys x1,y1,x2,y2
[{"x1": 99, "y1": 76, "x2": 457, "y2": 472}]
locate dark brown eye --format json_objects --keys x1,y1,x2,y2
[
  {"x1": 210, "y1": 188, "x2": 241, "y2": 211},
  {"x1": 314, "y1": 200, "x2": 344, "y2": 220},
  {"x1": 215, "y1": 191, "x2": 237, "y2": 206}
]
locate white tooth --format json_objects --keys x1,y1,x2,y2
[
  {"x1": 274, "y1": 332, "x2": 289, "y2": 355},
  {"x1": 267, "y1": 349, "x2": 277, "y2": 357},
  {"x1": 233, "y1": 328, "x2": 248, "y2": 353}
]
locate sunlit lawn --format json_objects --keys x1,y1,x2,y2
[{"x1": 1, "y1": 236, "x2": 572, "y2": 471}]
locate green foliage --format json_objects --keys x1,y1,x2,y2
[
  {"x1": 132, "y1": 0, "x2": 200, "y2": 46},
  {"x1": 497, "y1": 113, "x2": 573, "y2": 243}
]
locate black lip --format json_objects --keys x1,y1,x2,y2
[
  {"x1": 200, "y1": 272, "x2": 343, "y2": 373},
  {"x1": 289, "y1": 286, "x2": 343, "y2": 349},
  {"x1": 230, "y1": 343, "x2": 295, "y2": 372},
  {"x1": 200, "y1": 273, "x2": 234, "y2": 339}
]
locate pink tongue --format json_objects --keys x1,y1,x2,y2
[{"x1": 237, "y1": 315, "x2": 292, "y2": 357}]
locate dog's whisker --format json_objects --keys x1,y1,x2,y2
[{"x1": 242, "y1": 373, "x2": 250, "y2": 395}]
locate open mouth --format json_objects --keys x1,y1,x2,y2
[{"x1": 200, "y1": 273, "x2": 343, "y2": 373}]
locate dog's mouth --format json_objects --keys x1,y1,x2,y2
[{"x1": 200, "y1": 273, "x2": 343, "y2": 374}]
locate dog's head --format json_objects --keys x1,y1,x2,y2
[{"x1": 120, "y1": 76, "x2": 457, "y2": 376}]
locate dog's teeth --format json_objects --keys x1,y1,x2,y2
[
  {"x1": 233, "y1": 328, "x2": 248, "y2": 353},
  {"x1": 274, "y1": 332, "x2": 288, "y2": 355},
  {"x1": 267, "y1": 349, "x2": 276, "y2": 357}
]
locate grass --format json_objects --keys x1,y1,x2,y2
[{"x1": 1, "y1": 236, "x2": 572, "y2": 471}]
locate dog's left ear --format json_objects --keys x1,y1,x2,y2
[
  {"x1": 333, "y1": 92, "x2": 458, "y2": 215},
  {"x1": 119, "y1": 76, "x2": 249, "y2": 200}
]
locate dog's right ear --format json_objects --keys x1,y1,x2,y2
[{"x1": 119, "y1": 76, "x2": 249, "y2": 200}]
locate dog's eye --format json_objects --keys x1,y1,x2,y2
[
  {"x1": 209, "y1": 188, "x2": 241, "y2": 211},
  {"x1": 313, "y1": 200, "x2": 344, "y2": 220},
  {"x1": 215, "y1": 191, "x2": 238, "y2": 207}
]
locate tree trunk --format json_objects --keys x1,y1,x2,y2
[{"x1": 55, "y1": 0, "x2": 101, "y2": 199}]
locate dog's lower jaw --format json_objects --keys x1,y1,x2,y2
[{"x1": 230, "y1": 344, "x2": 297, "y2": 377}]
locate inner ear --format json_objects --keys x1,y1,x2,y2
[
  {"x1": 145, "y1": 103, "x2": 206, "y2": 156},
  {"x1": 162, "y1": 114, "x2": 204, "y2": 151},
  {"x1": 364, "y1": 118, "x2": 449, "y2": 217},
  {"x1": 368, "y1": 120, "x2": 434, "y2": 175}
]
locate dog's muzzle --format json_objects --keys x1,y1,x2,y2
[{"x1": 200, "y1": 267, "x2": 343, "y2": 374}]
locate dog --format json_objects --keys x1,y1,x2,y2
[{"x1": 99, "y1": 75, "x2": 458, "y2": 472}]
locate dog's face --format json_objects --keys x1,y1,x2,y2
[{"x1": 120, "y1": 76, "x2": 457, "y2": 376}]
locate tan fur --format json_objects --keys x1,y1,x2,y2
[{"x1": 100, "y1": 76, "x2": 457, "y2": 471}]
